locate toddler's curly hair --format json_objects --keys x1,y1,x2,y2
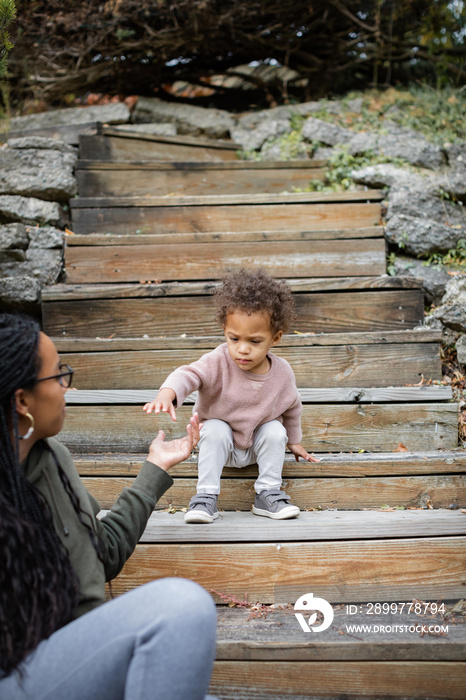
[{"x1": 214, "y1": 268, "x2": 296, "y2": 334}]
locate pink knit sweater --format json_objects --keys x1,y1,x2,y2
[{"x1": 161, "y1": 343, "x2": 302, "y2": 449}]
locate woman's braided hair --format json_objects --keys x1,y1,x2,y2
[
  {"x1": 214, "y1": 268, "x2": 296, "y2": 334},
  {"x1": 0, "y1": 314, "x2": 100, "y2": 676}
]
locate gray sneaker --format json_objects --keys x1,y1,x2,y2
[
  {"x1": 184, "y1": 493, "x2": 219, "y2": 524},
  {"x1": 252, "y1": 489, "x2": 300, "y2": 520}
]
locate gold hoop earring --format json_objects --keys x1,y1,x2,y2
[{"x1": 19, "y1": 412, "x2": 35, "y2": 440}]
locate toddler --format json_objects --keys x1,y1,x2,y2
[{"x1": 144, "y1": 269, "x2": 319, "y2": 524}]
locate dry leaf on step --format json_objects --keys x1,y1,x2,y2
[{"x1": 395, "y1": 443, "x2": 408, "y2": 452}]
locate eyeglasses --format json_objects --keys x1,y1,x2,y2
[{"x1": 36, "y1": 364, "x2": 74, "y2": 388}]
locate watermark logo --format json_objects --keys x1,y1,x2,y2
[{"x1": 294, "y1": 593, "x2": 334, "y2": 633}]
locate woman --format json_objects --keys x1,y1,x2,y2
[{"x1": 0, "y1": 313, "x2": 218, "y2": 699}]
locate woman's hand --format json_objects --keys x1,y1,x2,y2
[
  {"x1": 147, "y1": 413, "x2": 202, "y2": 471},
  {"x1": 288, "y1": 443, "x2": 321, "y2": 463},
  {"x1": 143, "y1": 387, "x2": 177, "y2": 421}
]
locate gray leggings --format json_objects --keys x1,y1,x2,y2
[
  {"x1": 197, "y1": 419, "x2": 288, "y2": 495},
  {"x1": 1, "y1": 578, "x2": 218, "y2": 700}
]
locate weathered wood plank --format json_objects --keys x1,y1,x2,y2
[
  {"x1": 110, "y1": 536, "x2": 466, "y2": 602},
  {"x1": 70, "y1": 191, "x2": 384, "y2": 208},
  {"x1": 75, "y1": 160, "x2": 328, "y2": 170},
  {"x1": 76, "y1": 165, "x2": 327, "y2": 196},
  {"x1": 65, "y1": 228, "x2": 384, "y2": 245},
  {"x1": 44, "y1": 276, "x2": 423, "y2": 302},
  {"x1": 105, "y1": 509, "x2": 466, "y2": 541},
  {"x1": 60, "y1": 344, "x2": 441, "y2": 389},
  {"x1": 42, "y1": 290, "x2": 425, "y2": 337},
  {"x1": 209, "y1": 661, "x2": 466, "y2": 699},
  {"x1": 71, "y1": 201, "x2": 382, "y2": 235},
  {"x1": 52, "y1": 329, "x2": 442, "y2": 351},
  {"x1": 58, "y1": 403, "x2": 458, "y2": 453},
  {"x1": 65, "y1": 239, "x2": 386, "y2": 283},
  {"x1": 83, "y1": 474, "x2": 466, "y2": 510},
  {"x1": 65, "y1": 387, "x2": 451, "y2": 404},
  {"x1": 101, "y1": 127, "x2": 239, "y2": 149},
  {"x1": 79, "y1": 133, "x2": 239, "y2": 162},
  {"x1": 73, "y1": 449, "x2": 466, "y2": 478},
  {"x1": 215, "y1": 606, "x2": 466, "y2": 661}
]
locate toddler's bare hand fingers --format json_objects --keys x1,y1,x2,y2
[{"x1": 189, "y1": 417, "x2": 200, "y2": 440}]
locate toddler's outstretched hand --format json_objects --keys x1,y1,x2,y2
[
  {"x1": 143, "y1": 387, "x2": 177, "y2": 421},
  {"x1": 288, "y1": 443, "x2": 321, "y2": 463}
]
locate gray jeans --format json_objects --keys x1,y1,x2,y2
[
  {"x1": 197, "y1": 418, "x2": 288, "y2": 495},
  {"x1": 1, "y1": 578, "x2": 218, "y2": 700}
]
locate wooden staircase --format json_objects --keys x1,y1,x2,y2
[{"x1": 42, "y1": 127, "x2": 466, "y2": 699}]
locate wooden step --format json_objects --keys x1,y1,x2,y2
[
  {"x1": 43, "y1": 274, "x2": 422, "y2": 301},
  {"x1": 73, "y1": 441, "x2": 465, "y2": 511},
  {"x1": 84, "y1": 471, "x2": 465, "y2": 511},
  {"x1": 215, "y1": 604, "x2": 466, "y2": 662},
  {"x1": 69, "y1": 191, "x2": 383, "y2": 235},
  {"x1": 106, "y1": 510, "x2": 466, "y2": 602},
  {"x1": 50, "y1": 329, "x2": 442, "y2": 350},
  {"x1": 42, "y1": 288, "x2": 425, "y2": 337},
  {"x1": 208, "y1": 660, "x2": 466, "y2": 699},
  {"x1": 64, "y1": 226, "x2": 384, "y2": 244},
  {"x1": 122, "y1": 509, "x2": 466, "y2": 545},
  {"x1": 65, "y1": 386, "x2": 452, "y2": 403},
  {"x1": 75, "y1": 159, "x2": 327, "y2": 197},
  {"x1": 57, "y1": 403, "x2": 459, "y2": 453},
  {"x1": 212, "y1": 593, "x2": 466, "y2": 698},
  {"x1": 64, "y1": 237, "x2": 387, "y2": 283},
  {"x1": 58, "y1": 341, "x2": 442, "y2": 387},
  {"x1": 73, "y1": 449, "x2": 466, "y2": 477},
  {"x1": 58, "y1": 338, "x2": 442, "y2": 388},
  {"x1": 80, "y1": 130, "x2": 240, "y2": 162},
  {"x1": 70, "y1": 191, "x2": 384, "y2": 207}
]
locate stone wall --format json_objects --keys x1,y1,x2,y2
[
  {"x1": 0, "y1": 137, "x2": 78, "y2": 317},
  {"x1": 0, "y1": 103, "x2": 132, "y2": 316}
]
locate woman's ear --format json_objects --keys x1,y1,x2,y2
[{"x1": 14, "y1": 388, "x2": 31, "y2": 417}]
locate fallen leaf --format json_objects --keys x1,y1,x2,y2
[
  {"x1": 450, "y1": 599, "x2": 464, "y2": 613},
  {"x1": 64, "y1": 227, "x2": 74, "y2": 235},
  {"x1": 395, "y1": 443, "x2": 408, "y2": 452}
]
